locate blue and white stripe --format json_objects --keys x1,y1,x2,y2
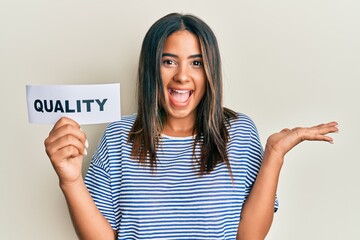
[{"x1": 85, "y1": 113, "x2": 278, "y2": 239}]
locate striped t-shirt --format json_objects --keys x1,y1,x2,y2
[{"x1": 84, "y1": 113, "x2": 278, "y2": 239}]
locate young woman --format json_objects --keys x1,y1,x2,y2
[{"x1": 44, "y1": 13, "x2": 338, "y2": 240}]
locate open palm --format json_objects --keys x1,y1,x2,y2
[{"x1": 265, "y1": 121, "x2": 338, "y2": 159}]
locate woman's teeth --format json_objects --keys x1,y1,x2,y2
[{"x1": 169, "y1": 89, "x2": 192, "y2": 103}]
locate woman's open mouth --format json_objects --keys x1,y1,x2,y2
[{"x1": 168, "y1": 89, "x2": 193, "y2": 103}]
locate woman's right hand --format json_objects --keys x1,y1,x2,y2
[{"x1": 44, "y1": 117, "x2": 88, "y2": 187}]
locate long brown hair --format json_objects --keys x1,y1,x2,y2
[{"x1": 128, "y1": 13, "x2": 237, "y2": 175}]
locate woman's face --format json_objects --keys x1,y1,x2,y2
[{"x1": 160, "y1": 30, "x2": 206, "y2": 125}]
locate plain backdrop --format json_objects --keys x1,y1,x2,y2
[{"x1": 1, "y1": 0, "x2": 359, "y2": 239}]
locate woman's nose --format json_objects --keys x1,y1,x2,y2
[{"x1": 173, "y1": 64, "x2": 190, "y2": 83}]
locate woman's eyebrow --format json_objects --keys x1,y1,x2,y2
[
  {"x1": 188, "y1": 54, "x2": 202, "y2": 59},
  {"x1": 162, "y1": 53, "x2": 202, "y2": 59},
  {"x1": 162, "y1": 53, "x2": 178, "y2": 58}
]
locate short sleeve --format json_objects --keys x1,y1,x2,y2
[
  {"x1": 84, "y1": 133, "x2": 119, "y2": 230},
  {"x1": 244, "y1": 120, "x2": 279, "y2": 212}
]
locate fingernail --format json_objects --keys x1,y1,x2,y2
[
  {"x1": 85, "y1": 139, "x2": 89, "y2": 148},
  {"x1": 80, "y1": 128, "x2": 83, "y2": 132},
  {"x1": 84, "y1": 148, "x2": 88, "y2": 156}
]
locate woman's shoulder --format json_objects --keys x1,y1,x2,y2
[
  {"x1": 227, "y1": 111, "x2": 257, "y2": 129},
  {"x1": 225, "y1": 111, "x2": 260, "y2": 140},
  {"x1": 104, "y1": 113, "x2": 137, "y2": 134},
  {"x1": 226, "y1": 112, "x2": 261, "y2": 146}
]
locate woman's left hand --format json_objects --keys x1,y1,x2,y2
[{"x1": 265, "y1": 121, "x2": 339, "y2": 162}]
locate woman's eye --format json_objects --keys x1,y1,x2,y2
[
  {"x1": 163, "y1": 59, "x2": 175, "y2": 65},
  {"x1": 192, "y1": 60, "x2": 203, "y2": 67}
]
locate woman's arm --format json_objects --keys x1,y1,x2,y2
[
  {"x1": 44, "y1": 117, "x2": 117, "y2": 240},
  {"x1": 60, "y1": 177, "x2": 117, "y2": 240},
  {"x1": 236, "y1": 122, "x2": 338, "y2": 240}
]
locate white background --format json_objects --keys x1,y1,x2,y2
[{"x1": 1, "y1": 0, "x2": 359, "y2": 239}]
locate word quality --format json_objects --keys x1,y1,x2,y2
[{"x1": 34, "y1": 99, "x2": 108, "y2": 113}]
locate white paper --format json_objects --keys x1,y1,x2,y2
[{"x1": 26, "y1": 84, "x2": 121, "y2": 125}]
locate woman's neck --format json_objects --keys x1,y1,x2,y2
[{"x1": 162, "y1": 116, "x2": 196, "y2": 137}]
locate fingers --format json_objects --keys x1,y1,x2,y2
[
  {"x1": 46, "y1": 134, "x2": 86, "y2": 157},
  {"x1": 265, "y1": 121, "x2": 338, "y2": 159},
  {"x1": 47, "y1": 117, "x2": 86, "y2": 145},
  {"x1": 51, "y1": 116, "x2": 81, "y2": 133},
  {"x1": 292, "y1": 121, "x2": 339, "y2": 143},
  {"x1": 280, "y1": 128, "x2": 291, "y2": 133},
  {"x1": 44, "y1": 117, "x2": 88, "y2": 160},
  {"x1": 313, "y1": 122, "x2": 339, "y2": 134},
  {"x1": 50, "y1": 145, "x2": 81, "y2": 163}
]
